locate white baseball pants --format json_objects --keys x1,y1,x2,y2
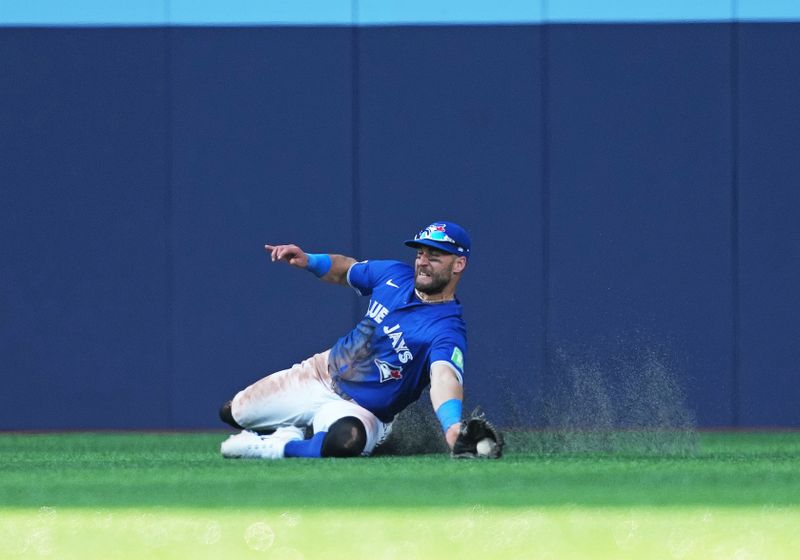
[{"x1": 230, "y1": 350, "x2": 391, "y2": 455}]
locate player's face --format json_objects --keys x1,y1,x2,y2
[{"x1": 414, "y1": 247, "x2": 457, "y2": 295}]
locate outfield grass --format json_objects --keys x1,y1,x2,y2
[{"x1": 1, "y1": 431, "x2": 799, "y2": 559}]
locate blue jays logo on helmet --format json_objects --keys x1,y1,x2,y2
[{"x1": 404, "y1": 221, "x2": 471, "y2": 256}]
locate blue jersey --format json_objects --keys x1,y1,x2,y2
[{"x1": 328, "y1": 260, "x2": 467, "y2": 423}]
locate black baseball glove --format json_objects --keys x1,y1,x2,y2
[{"x1": 451, "y1": 409, "x2": 504, "y2": 459}]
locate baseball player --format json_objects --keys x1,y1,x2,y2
[{"x1": 219, "y1": 221, "x2": 501, "y2": 459}]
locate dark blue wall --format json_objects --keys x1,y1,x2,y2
[
  {"x1": 737, "y1": 24, "x2": 800, "y2": 427},
  {"x1": 546, "y1": 24, "x2": 736, "y2": 426},
  {"x1": 1, "y1": 29, "x2": 172, "y2": 428},
  {"x1": 1, "y1": 24, "x2": 798, "y2": 430},
  {"x1": 167, "y1": 27, "x2": 356, "y2": 428}
]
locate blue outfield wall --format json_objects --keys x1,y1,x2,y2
[
  {"x1": 1, "y1": 20, "x2": 799, "y2": 430},
  {"x1": 737, "y1": 24, "x2": 800, "y2": 427}
]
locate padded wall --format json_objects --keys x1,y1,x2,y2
[{"x1": 1, "y1": 23, "x2": 798, "y2": 429}]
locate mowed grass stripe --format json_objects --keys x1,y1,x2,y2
[
  {"x1": 1, "y1": 432, "x2": 799, "y2": 508},
  {"x1": 2, "y1": 432, "x2": 799, "y2": 558},
  {"x1": 1, "y1": 506, "x2": 799, "y2": 560}
]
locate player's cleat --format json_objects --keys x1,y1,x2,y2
[
  {"x1": 220, "y1": 430, "x2": 262, "y2": 458},
  {"x1": 220, "y1": 427, "x2": 304, "y2": 459}
]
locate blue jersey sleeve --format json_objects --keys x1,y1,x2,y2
[
  {"x1": 347, "y1": 260, "x2": 407, "y2": 296},
  {"x1": 429, "y1": 330, "x2": 467, "y2": 384}
]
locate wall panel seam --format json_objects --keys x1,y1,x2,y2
[
  {"x1": 351, "y1": 0, "x2": 362, "y2": 325},
  {"x1": 729, "y1": 8, "x2": 742, "y2": 427},
  {"x1": 164, "y1": 25, "x2": 176, "y2": 426}
]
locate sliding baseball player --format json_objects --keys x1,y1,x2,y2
[{"x1": 219, "y1": 221, "x2": 502, "y2": 459}]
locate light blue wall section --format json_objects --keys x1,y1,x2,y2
[
  {"x1": 2, "y1": 0, "x2": 800, "y2": 25},
  {"x1": 0, "y1": 0, "x2": 352, "y2": 25},
  {"x1": 545, "y1": 0, "x2": 731, "y2": 23},
  {"x1": 0, "y1": 0, "x2": 167, "y2": 25},
  {"x1": 737, "y1": 0, "x2": 800, "y2": 21},
  {"x1": 358, "y1": 0, "x2": 543, "y2": 25},
  {"x1": 169, "y1": 0, "x2": 351, "y2": 25}
]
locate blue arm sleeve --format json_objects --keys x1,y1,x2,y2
[
  {"x1": 435, "y1": 399, "x2": 462, "y2": 432},
  {"x1": 305, "y1": 253, "x2": 332, "y2": 277}
]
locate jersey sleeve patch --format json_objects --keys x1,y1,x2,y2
[{"x1": 450, "y1": 346, "x2": 464, "y2": 371}]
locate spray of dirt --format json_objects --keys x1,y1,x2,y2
[
  {"x1": 372, "y1": 391, "x2": 449, "y2": 456},
  {"x1": 513, "y1": 345, "x2": 698, "y2": 456},
  {"x1": 375, "y1": 341, "x2": 697, "y2": 457}
]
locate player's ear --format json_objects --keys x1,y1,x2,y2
[{"x1": 453, "y1": 256, "x2": 467, "y2": 274}]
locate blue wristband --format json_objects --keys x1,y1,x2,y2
[
  {"x1": 435, "y1": 399, "x2": 462, "y2": 432},
  {"x1": 305, "y1": 253, "x2": 332, "y2": 277}
]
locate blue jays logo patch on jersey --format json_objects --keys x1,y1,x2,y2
[{"x1": 375, "y1": 359, "x2": 403, "y2": 383}]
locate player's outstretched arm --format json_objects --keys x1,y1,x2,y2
[
  {"x1": 265, "y1": 244, "x2": 356, "y2": 286},
  {"x1": 429, "y1": 363, "x2": 464, "y2": 450}
]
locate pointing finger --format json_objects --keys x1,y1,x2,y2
[{"x1": 265, "y1": 244, "x2": 281, "y2": 262}]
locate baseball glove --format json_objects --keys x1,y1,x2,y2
[{"x1": 452, "y1": 409, "x2": 504, "y2": 459}]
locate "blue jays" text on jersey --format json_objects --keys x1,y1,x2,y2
[{"x1": 328, "y1": 260, "x2": 467, "y2": 423}]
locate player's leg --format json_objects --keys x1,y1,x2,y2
[
  {"x1": 223, "y1": 351, "x2": 330, "y2": 431},
  {"x1": 322, "y1": 416, "x2": 367, "y2": 457},
  {"x1": 220, "y1": 351, "x2": 331, "y2": 459},
  {"x1": 224, "y1": 416, "x2": 366, "y2": 460},
  {"x1": 314, "y1": 401, "x2": 392, "y2": 457},
  {"x1": 282, "y1": 415, "x2": 366, "y2": 458},
  {"x1": 282, "y1": 399, "x2": 391, "y2": 458},
  {"x1": 219, "y1": 400, "x2": 242, "y2": 429},
  {"x1": 220, "y1": 425, "x2": 306, "y2": 459}
]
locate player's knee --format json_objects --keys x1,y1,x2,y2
[
  {"x1": 219, "y1": 400, "x2": 243, "y2": 429},
  {"x1": 321, "y1": 416, "x2": 366, "y2": 458}
]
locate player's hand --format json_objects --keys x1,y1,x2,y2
[
  {"x1": 451, "y1": 409, "x2": 504, "y2": 459},
  {"x1": 264, "y1": 244, "x2": 308, "y2": 268}
]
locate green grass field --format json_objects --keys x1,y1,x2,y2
[{"x1": 1, "y1": 431, "x2": 799, "y2": 559}]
